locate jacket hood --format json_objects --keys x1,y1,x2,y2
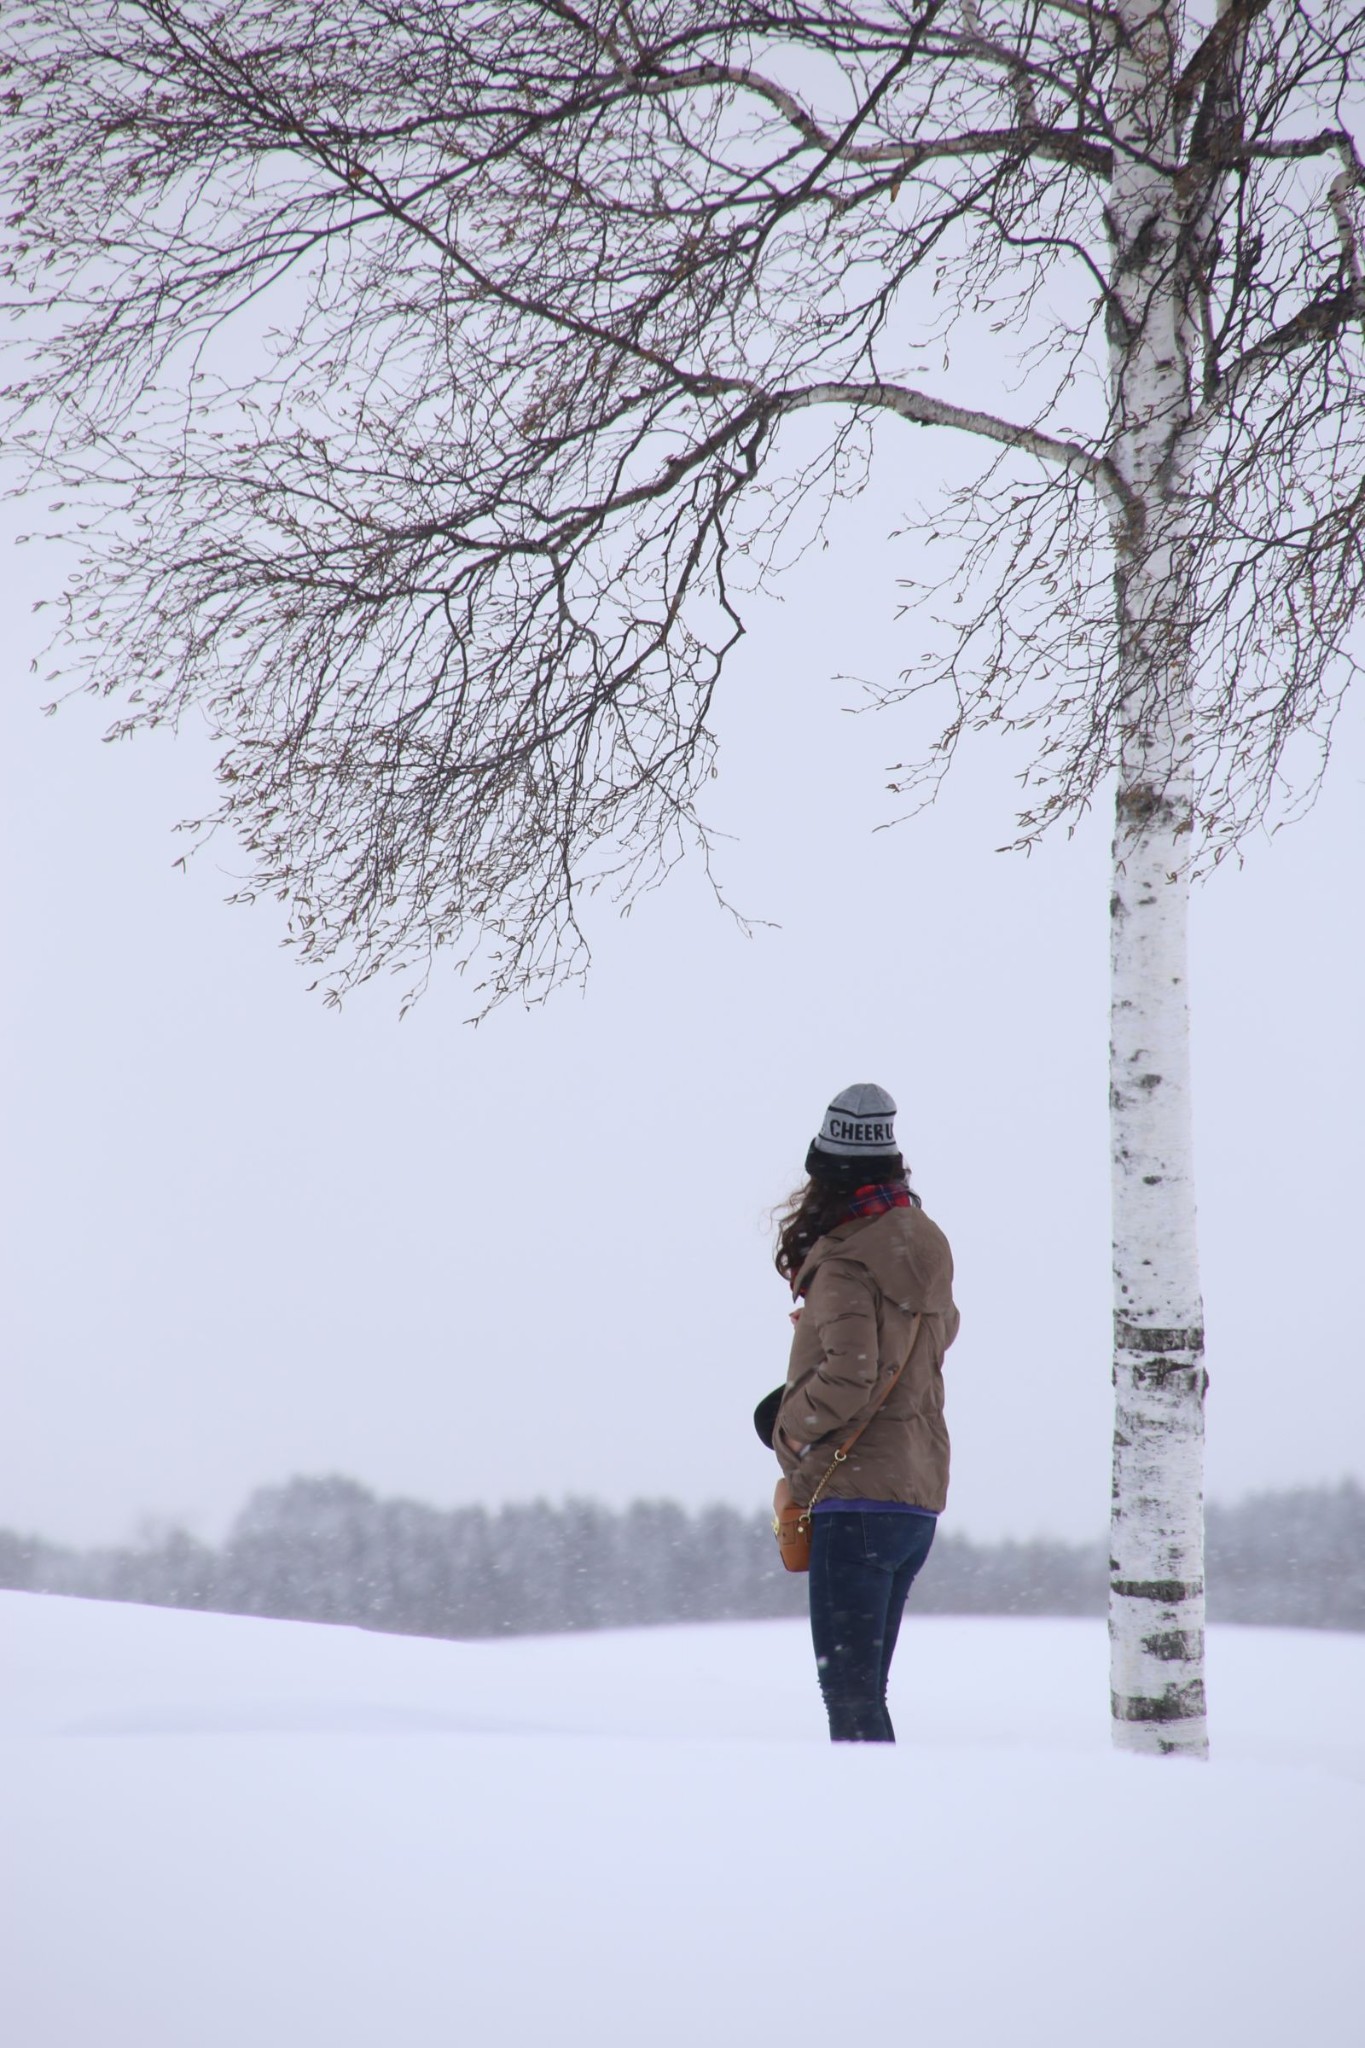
[{"x1": 795, "y1": 1206, "x2": 931, "y2": 1305}]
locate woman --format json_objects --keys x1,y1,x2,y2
[{"x1": 771, "y1": 1083, "x2": 959, "y2": 1743}]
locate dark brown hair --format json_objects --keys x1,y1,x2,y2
[
  {"x1": 774, "y1": 1178, "x2": 845, "y2": 1287},
  {"x1": 773, "y1": 1155, "x2": 905, "y2": 1287}
]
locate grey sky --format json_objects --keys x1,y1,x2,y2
[{"x1": 2, "y1": 435, "x2": 1362, "y2": 1549}]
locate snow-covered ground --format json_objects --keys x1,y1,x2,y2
[{"x1": 3, "y1": 1593, "x2": 1361, "y2": 2046}]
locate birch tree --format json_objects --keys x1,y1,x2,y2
[{"x1": 4, "y1": 0, "x2": 1363, "y2": 1755}]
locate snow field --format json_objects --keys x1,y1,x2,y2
[{"x1": 2, "y1": 1593, "x2": 1361, "y2": 2047}]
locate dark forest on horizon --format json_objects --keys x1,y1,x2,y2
[{"x1": 2, "y1": 1478, "x2": 1361, "y2": 1640}]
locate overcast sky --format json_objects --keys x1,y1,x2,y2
[{"x1": 2, "y1": 417, "x2": 1362, "y2": 1550}]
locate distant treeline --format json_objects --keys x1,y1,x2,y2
[{"x1": 1, "y1": 1477, "x2": 1361, "y2": 1638}]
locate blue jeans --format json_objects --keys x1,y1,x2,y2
[{"x1": 808, "y1": 1511, "x2": 937, "y2": 1742}]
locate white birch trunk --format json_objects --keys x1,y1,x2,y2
[
  {"x1": 1105, "y1": 0, "x2": 1210, "y2": 1758},
  {"x1": 1109, "y1": 711, "x2": 1208, "y2": 1757}
]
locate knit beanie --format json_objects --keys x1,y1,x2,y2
[{"x1": 805, "y1": 1082, "x2": 902, "y2": 1183}]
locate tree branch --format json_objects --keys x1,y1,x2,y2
[
  {"x1": 1174, "y1": 0, "x2": 1275, "y2": 124},
  {"x1": 627, "y1": 60, "x2": 1112, "y2": 177},
  {"x1": 1200, "y1": 279, "x2": 1365, "y2": 424},
  {"x1": 1329, "y1": 169, "x2": 1364, "y2": 293},
  {"x1": 777, "y1": 379, "x2": 1110, "y2": 489},
  {"x1": 1226, "y1": 127, "x2": 1365, "y2": 170}
]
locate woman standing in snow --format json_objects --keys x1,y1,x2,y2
[{"x1": 769, "y1": 1084, "x2": 959, "y2": 1743}]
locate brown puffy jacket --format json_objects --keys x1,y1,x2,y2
[{"x1": 773, "y1": 1204, "x2": 960, "y2": 1511}]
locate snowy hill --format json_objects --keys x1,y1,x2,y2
[{"x1": 3, "y1": 1594, "x2": 1360, "y2": 2047}]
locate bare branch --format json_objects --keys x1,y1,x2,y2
[
  {"x1": 1201, "y1": 278, "x2": 1365, "y2": 423},
  {"x1": 778, "y1": 379, "x2": 1111, "y2": 488},
  {"x1": 1329, "y1": 168, "x2": 1365, "y2": 293},
  {"x1": 628, "y1": 60, "x2": 1113, "y2": 175},
  {"x1": 1174, "y1": 0, "x2": 1275, "y2": 123},
  {"x1": 1229, "y1": 127, "x2": 1365, "y2": 170}
]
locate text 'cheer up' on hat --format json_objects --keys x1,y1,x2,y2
[{"x1": 807, "y1": 1082, "x2": 899, "y2": 1165}]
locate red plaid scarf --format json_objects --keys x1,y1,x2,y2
[{"x1": 845, "y1": 1180, "x2": 912, "y2": 1220}]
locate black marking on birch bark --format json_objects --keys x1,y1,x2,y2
[
  {"x1": 1115, "y1": 1321, "x2": 1205, "y2": 1355},
  {"x1": 1126, "y1": 1360, "x2": 1205, "y2": 1391},
  {"x1": 1141, "y1": 1628, "x2": 1204, "y2": 1662},
  {"x1": 1111, "y1": 1578, "x2": 1204, "y2": 1602},
  {"x1": 1117, "y1": 210, "x2": 1164, "y2": 277},
  {"x1": 1136, "y1": 1072, "x2": 1163, "y2": 1091},
  {"x1": 1115, "y1": 782, "x2": 1182, "y2": 827},
  {"x1": 1143, "y1": 1173, "x2": 1162, "y2": 1184},
  {"x1": 1111, "y1": 1678, "x2": 1207, "y2": 1723}
]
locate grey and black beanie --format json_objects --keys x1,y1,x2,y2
[{"x1": 805, "y1": 1082, "x2": 903, "y2": 1184}]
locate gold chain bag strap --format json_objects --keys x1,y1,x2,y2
[{"x1": 772, "y1": 1313, "x2": 924, "y2": 1574}]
